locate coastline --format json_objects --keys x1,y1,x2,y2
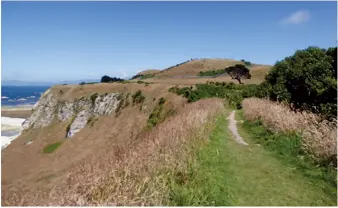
[
  {"x1": 1, "y1": 117, "x2": 26, "y2": 149},
  {"x1": 1, "y1": 105, "x2": 32, "y2": 149},
  {"x1": 1, "y1": 104, "x2": 33, "y2": 119},
  {"x1": 2, "y1": 104, "x2": 34, "y2": 111}
]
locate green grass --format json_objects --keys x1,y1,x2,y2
[
  {"x1": 167, "y1": 110, "x2": 337, "y2": 206},
  {"x1": 169, "y1": 82, "x2": 263, "y2": 109},
  {"x1": 43, "y1": 142, "x2": 63, "y2": 153},
  {"x1": 236, "y1": 110, "x2": 337, "y2": 198}
]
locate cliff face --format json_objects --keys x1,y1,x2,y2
[{"x1": 22, "y1": 89, "x2": 121, "y2": 138}]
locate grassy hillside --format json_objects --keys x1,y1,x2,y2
[
  {"x1": 1, "y1": 82, "x2": 188, "y2": 205},
  {"x1": 129, "y1": 59, "x2": 272, "y2": 85},
  {"x1": 155, "y1": 58, "x2": 271, "y2": 78}
]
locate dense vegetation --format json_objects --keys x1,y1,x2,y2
[
  {"x1": 170, "y1": 46, "x2": 337, "y2": 119},
  {"x1": 198, "y1": 69, "x2": 225, "y2": 77},
  {"x1": 261, "y1": 46, "x2": 337, "y2": 119},
  {"x1": 169, "y1": 82, "x2": 262, "y2": 109},
  {"x1": 101, "y1": 75, "x2": 124, "y2": 83},
  {"x1": 147, "y1": 98, "x2": 169, "y2": 128}
]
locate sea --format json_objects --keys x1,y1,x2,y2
[
  {"x1": 1, "y1": 85, "x2": 50, "y2": 107},
  {"x1": 1, "y1": 85, "x2": 51, "y2": 149}
]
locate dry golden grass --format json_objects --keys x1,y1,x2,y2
[
  {"x1": 155, "y1": 59, "x2": 242, "y2": 77},
  {"x1": 142, "y1": 76, "x2": 263, "y2": 85},
  {"x1": 49, "y1": 98, "x2": 224, "y2": 206},
  {"x1": 2, "y1": 97, "x2": 224, "y2": 206},
  {"x1": 242, "y1": 98, "x2": 337, "y2": 162},
  {"x1": 153, "y1": 58, "x2": 272, "y2": 78}
]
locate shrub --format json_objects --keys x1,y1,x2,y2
[
  {"x1": 132, "y1": 90, "x2": 146, "y2": 105},
  {"x1": 147, "y1": 97, "x2": 173, "y2": 128},
  {"x1": 101, "y1": 75, "x2": 124, "y2": 83},
  {"x1": 198, "y1": 69, "x2": 225, "y2": 77},
  {"x1": 169, "y1": 82, "x2": 261, "y2": 109},
  {"x1": 262, "y1": 46, "x2": 337, "y2": 120},
  {"x1": 79, "y1": 82, "x2": 86, "y2": 85}
]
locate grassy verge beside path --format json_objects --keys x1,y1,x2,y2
[{"x1": 168, "y1": 109, "x2": 337, "y2": 206}]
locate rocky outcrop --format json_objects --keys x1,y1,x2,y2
[{"x1": 22, "y1": 90, "x2": 121, "y2": 138}]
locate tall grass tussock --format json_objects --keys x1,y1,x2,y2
[{"x1": 242, "y1": 98, "x2": 337, "y2": 165}]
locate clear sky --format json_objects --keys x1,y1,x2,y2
[{"x1": 2, "y1": 1, "x2": 337, "y2": 82}]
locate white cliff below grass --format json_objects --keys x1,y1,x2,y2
[{"x1": 22, "y1": 90, "x2": 121, "y2": 138}]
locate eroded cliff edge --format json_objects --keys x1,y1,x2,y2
[{"x1": 22, "y1": 88, "x2": 121, "y2": 138}]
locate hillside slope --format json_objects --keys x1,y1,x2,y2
[
  {"x1": 155, "y1": 58, "x2": 272, "y2": 78},
  {"x1": 1, "y1": 82, "x2": 190, "y2": 205}
]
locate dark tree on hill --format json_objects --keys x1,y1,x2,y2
[
  {"x1": 101, "y1": 75, "x2": 111, "y2": 83},
  {"x1": 101, "y1": 75, "x2": 124, "y2": 83},
  {"x1": 225, "y1": 64, "x2": 251, "y2": 84}
]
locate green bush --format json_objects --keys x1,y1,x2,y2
[
  {"x1": 262, "y1": 46, "x2": 337, "y2": 119},
  {"x1": 132, "y1": 90, "x2": 146, "y2": 105},
  {"x1": 169, "y1": 82, "x2": 260, "y2": 109},
  {"x1": 199, "y1": 69, "x2": 225, "y2": 76},
  {"x1": 147, "y1": 97, "x2": 171, "y2": 128}
]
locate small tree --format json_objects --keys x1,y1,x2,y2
[
  {"x1": 101, "y1": 75, "x2": 111, "y2": 83},
  {"x1": 262, "y1": 46, "x2": 337, "y2": 119},
  {"x1": 225, "y1": 64, "x2": 251, "y2": 84}
]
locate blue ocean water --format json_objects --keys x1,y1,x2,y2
[{"x1": 1, "y1": 86, "x2": 50, "y2": 107}]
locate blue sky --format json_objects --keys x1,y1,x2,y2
[{"x1": 2, "y1": 1, "x2": 337, "y2": 82}]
